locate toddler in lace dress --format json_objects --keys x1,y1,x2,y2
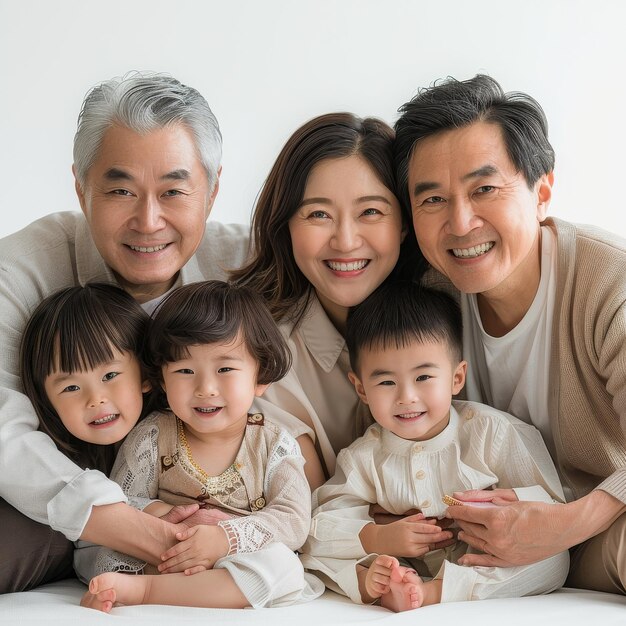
[{"x1": 81, "y1": 280, "x2": 323, "y2": 612}]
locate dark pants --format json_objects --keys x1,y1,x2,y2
[
  {"x1": 567, "y1": 511, "x2": 626, "y2": 595},
  {"x1": 0, "y1": 498, "x2": 74, "y2": 593}
]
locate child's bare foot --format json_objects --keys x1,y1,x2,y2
[
  {"x1": 379, "y1": 564, "x2": 424, "y2": 612},
  {"x1": 80, "y1": 572, "x2": 148, "y2": 612},
  {"x1": 80, "y1": 586, "x2": 115, "y2": 613},
  {"x1": 363, "y1": 555, "x2": 399, "y2": 601}
]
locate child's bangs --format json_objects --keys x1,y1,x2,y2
[{"x1": 51, "y1": 307, "x2": 132, "y2": 374}]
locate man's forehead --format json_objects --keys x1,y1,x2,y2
[
  {"x1": 408, "y1": 122, "x2": 512, "y2": 182},
  {"x1": 86, "y1": 123, "x2": 203, "y2": 179}
]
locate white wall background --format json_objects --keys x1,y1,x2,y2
[{"x1": 1, "y1": 0, "x2": 624, "y2": 238}]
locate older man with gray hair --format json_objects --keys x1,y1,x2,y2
[{"x1": 0, "y1": 72, "x2": 249, "y2": 592}]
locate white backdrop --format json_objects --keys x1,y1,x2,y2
[{"x1": 1, "y1": 0, "x2": 624, "y2": 238}]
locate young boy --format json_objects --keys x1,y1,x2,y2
[{"x1": 300, "y1": 283, "x2": 569, "y2": 611}]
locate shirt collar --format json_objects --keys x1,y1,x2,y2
[{"x1": 297, "y1": 294, "x2": 346, "y2": 373}]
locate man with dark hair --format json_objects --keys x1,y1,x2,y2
[{"x1": 393, "y1": 74, "x2": 626, "y2": 594}]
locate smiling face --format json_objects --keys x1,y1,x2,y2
[
  {"x1": 44, "y1": 349, "x2": 148, "y2": 445},
  {"x1": 75, "y1": 124, "x2": 219, "y2": 303},
  {"x1": 407, "y1": 122, "x2": 552, "y2": 305},
  {"x1": 349, "y1": 339, "x2": 466, "y2": 441},
  {"x1": 288, "y1": 155, "x2": 404, "y2": 329},
  {"x1": 161, "y1": 339, "x2": 269, "y2": 443}
]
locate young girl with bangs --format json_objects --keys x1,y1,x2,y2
[
  {"x1": 20, "y1": 282, "x2": 150, "y2": 476},
  {"x1": 19, "y1": 282, "x2": 151, "y2": 584}
]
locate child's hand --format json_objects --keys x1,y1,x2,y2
[
  {"x1": 452, "y1": 488, "x2": 518, "y2": 506},
  {"x1": 360, "y1": 513, "x2": 454, "y2": 557},
  {"x1": 158, "y1": 525, "x2": 230, "y2": 575},
  {"x1": 368, "y1": 503, "x2": 421, "y2": 525}
]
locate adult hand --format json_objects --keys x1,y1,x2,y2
[
  {"x1": 360, "y1": 513, "x2": 455, "y2": 558},
  {"x1": 447, "y1": 499, "x2": 566, "y2": 567},
  {"x1": 452, "y1": 488, "x2": 519, "y2": 506},
  {"x1": 158, "y1": 525, "x2": 230, "y2": 574},
  {"x1": 159, "y1": 503, "x2": 200, "y2": 525},
  {"x1": 162, "y1": 504, "x2": 235, "y2": 531}
]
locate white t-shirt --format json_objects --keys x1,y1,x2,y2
[{"x1": 462, "y1": 227, "x2": 558, "y2": 460}]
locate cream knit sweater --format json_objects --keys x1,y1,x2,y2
[{"x1": 425, "y1": 217, "x2": 626, "y2": 503}]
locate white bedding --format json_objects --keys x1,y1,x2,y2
[{"x1": 1, "y1": 579, "x2": 625, "y2": 626}]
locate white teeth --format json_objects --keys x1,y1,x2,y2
[
  {"x1": 326, "y1": 260, "x2": 369, "y2": 272},
  {"x1": 451, "y1": 242, "x2": 494, "y2": 258},
  {"x1": 129, "y1": 244, "x2": 167, "y2": 253},
  {"x1": 92, "y1": 414, "x2": 118, "y2": 425},
  {"x1": 396, "y1": 412, "x2": 424, "y2": 419},
  {"x1": 196, "y1": 407, "x2": 219, "y2": 413}
]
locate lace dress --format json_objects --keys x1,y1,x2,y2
[{"x1": 75, "y1": 411, "x2": 311, "y2": 579}]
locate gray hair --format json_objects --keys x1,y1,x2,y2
[{"x1": 73, "y1": 72, "x2": 222, "y2": 190}]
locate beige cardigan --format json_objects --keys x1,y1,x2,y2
[
  {"x1": 427, "y1": 217, "x2": 626, "y2": 503},
  {"x1": 549, "y1": 217, "x2": 626, "y2": 501}
]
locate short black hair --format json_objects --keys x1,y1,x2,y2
[
  {"x1": 394, "y1": 74, "x2": 555, "y2": 216},
  {"x1": 346, "y1": 282, "x2": 462, "y2": 373},
  {"x1": 144, "y1": 280, "x2": 292, "y2": 411}
]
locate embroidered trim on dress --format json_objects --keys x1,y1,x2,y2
[{"x1": 176, "y1": 418, "x2": 244, "y2": 498}]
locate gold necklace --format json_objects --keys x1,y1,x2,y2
[{"x1": 176, "y1": 418, "x2": 242, "y2": 494}]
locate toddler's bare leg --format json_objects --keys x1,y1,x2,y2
[{"x1": 81, "y1": 570, "x2": 248, "y2": 612}]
